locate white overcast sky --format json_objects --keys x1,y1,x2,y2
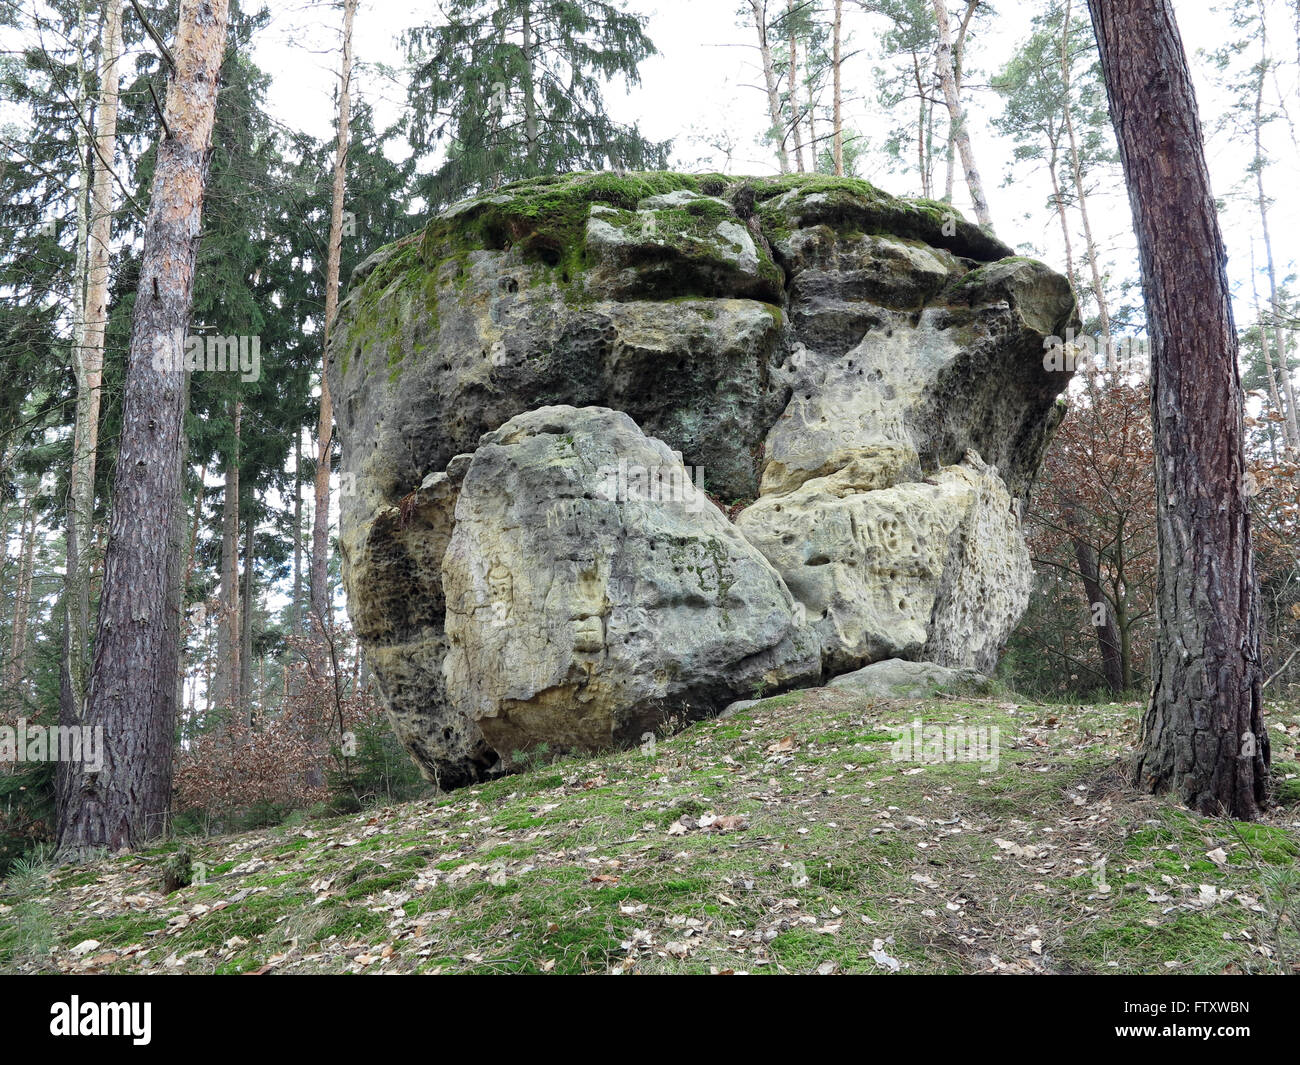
[{"x1": 249, "y1": 0, "x2": 1300, "y2": 334}]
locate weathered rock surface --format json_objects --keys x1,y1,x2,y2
[
  {"x1": 827, "y1": 658, "x2": 992, "y2": 699},
  {"x1": 736, "y1": 450, "x2": 1032, "y2": 675},
  {"x1": 441, "y1": 406, "x2": 819, "y2": 762},
  {"x1": 758, "y1": 190, "x2": 1076, "y2": 499},
  {"x1": 327, "y1": 171, "x2": 1077, "y2": 786}
]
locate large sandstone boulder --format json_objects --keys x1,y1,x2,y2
[
  {"x1": 441, "y1": 406, "x2": 819, "y2": 762},
  {"x1": 736, "y1": 450, "x2": 1032, "y2": 675},
  {"x1": 327, "y1": 171, "x2": 1077, "y2": 786}
]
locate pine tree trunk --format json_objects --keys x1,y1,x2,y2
[
  {"x1": 240, "y1": 516, "x2": 254, "y2": 717},
  {"x1": 1252, "y1": 39, "x2": 1300, "y2": 449},
  {"x1": 1251, "y1": 243, "x2": 1290, "y2": 442},
  {"x1": 750, "y1": 1, "x2": 791, "y2": 174},
  {"x1": 1047, "y1": 138, "x2": 1076, "y2": 290},
  {"x1": 311, "y1": 0, "x2": 357, "y2": 679},
  {"x1": 292, "y1": 439, "x2": 302, "y2": 637},
  {"x1": 6, "y1": 499, "x2": 36, "y2": 700},
  {"x1": 930, "y1": 0, "x2": 993, "y2": 229},
  {"x1": 911, "y1": 54, "x2": 930, "y2": 198},
  {"x1": 832, "y1": 0, "x2": 843, "y2": 176},
  {"x1": 521, "y1": 1, "x2": 537, "y2": 168},
  {"x1": 176, "y1": 462, "x2": 205, "y2": 718},
  {"x1": 787, "y1": 4, "x2": 805, "y2": 173},
  {"x1": 214, "y1": 409, "x2": 240, "y2": 711},
  {"x1": 56, "y1": 0, "x2": 232, "y2": 858},
  {"x1": 806, "y1": 78, "x2": 817, "y2": 172},
  {"x1": 1086, "y1": 0, "x2": 1268, "y2": 819}
]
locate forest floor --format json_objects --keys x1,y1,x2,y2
[{"x1": 3, "y1": 687, "x2": 1299, "y2": 975}]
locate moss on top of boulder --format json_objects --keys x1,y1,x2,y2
[{"x1": 347, "y1": 171, "x2": 1014, "y2": 311}]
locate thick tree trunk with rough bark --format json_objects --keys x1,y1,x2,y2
[
  {"x1": 1086, "y1": 0, "x2": 1268, "y2": 819},
  {"x1": 57, "y1": 0, "x2": 231, "y2": 857}
]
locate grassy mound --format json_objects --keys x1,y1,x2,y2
[{"x1": 3, "y1": 689, "x2": 1297, "y2": 975}]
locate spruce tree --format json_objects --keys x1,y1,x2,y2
[{"x1": 403, "y1": 0, "x2": 669, "y2": 208}]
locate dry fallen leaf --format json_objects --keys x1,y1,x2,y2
[{"x1": 869, "y1": 939, "x2": 901, "y2": 972}]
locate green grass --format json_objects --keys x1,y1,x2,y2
[{"x1": 2, "y1": 689, "x2": 1297, "y2": 975}]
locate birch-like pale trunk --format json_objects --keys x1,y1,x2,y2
[
  {"x1": 65, "y1": 0, "x2": 124, "y2": 712},
  {"x1": 1060, "y1": 0, "x2": 1111, "y2": 346},
  {"x1": 930, "y1": 0, "x2": 993, "y2": 229}
]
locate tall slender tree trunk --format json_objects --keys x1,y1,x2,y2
[
  {"x1": 1086, "y1": 0, "x2": 1268, "y2": 819},
  {"x1": 1251, "y1": 242, "x2": 1291, "y2": 442},
  {"x1": 930, "y1": 0, "x2": 993, "y2": 229},
  {"x1": 214, "y1": 408, "x2": 240, "y2": 711},
  {"x1": 943, "y1": 0, "x2": 978, "y2": 204},
  {"x1": 911, "y1": 54, "x2": 931, "y2": 198},
  {"x1": 1060, "y1": 0, "x2": 1111, "y2": 345},
  {"x1": 521, "y1": 1, "x2": 537, "y2": 169},
  {"x1": 176, "y1": 462, "x2": 205, "y2": 717},
  {"x1": 64, "y1": 0, "x2": 124, "y2": 717},
  {"x1": 6, "y1": 499, "x2": 36, "y2": 700},
  {"x1": 292, "y1": 439, "x2": 302, "y2": 637},
  {"x1": 70, "y1": 0, "x2": 92, "y2": 386},
  {"x1": 787, "y1": 3, "x2": 806, "y2": 173},
  {"x1": 240, "y1": 516, "x2": 254, "y2": 718},
  {"x1": 750, "y1": 0, "x2": 791, "y2": 174},
  {"x1": 57, "y1": 0, "x2": 232, "y2": 858},
  {"x1": 311, "y1": 0, "x2": 358, "y2": 678},
  {"x1": 1067, "y1": 519, "x2": 1124, "y2": 693},
  {"x1": 1044, "y1": 136, "x2": 1077, "y2": 292},
  {"x1": 806, "y1": 78, "x2": 818, "y2": 172},
  {"x1": 832, "y1": 0, "x2": 844, "y2": 176},
  {"x1": 1250, "y1": 19, "x2": 1300, "y2": 449}
]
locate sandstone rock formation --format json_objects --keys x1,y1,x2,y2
[
  {"x1": 327, "y1": 171, "x2": 1077, "y2": 786},
  {"x1": 827, "y1": 658, "x2": 993, "y2": 699},
  {"x1": 441, "y1": 405, "x2": 819, "y2": 762}
]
